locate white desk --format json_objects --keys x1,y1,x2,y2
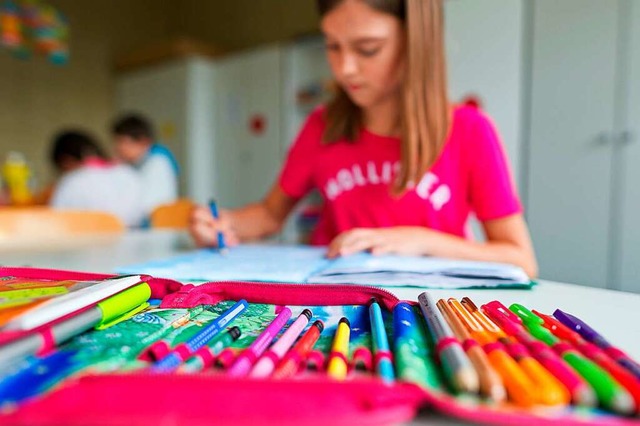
[{"x1": 2, "y1": 230, "x2": 639, "y2": 425}]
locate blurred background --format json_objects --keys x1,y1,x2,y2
[{"x1": 0, "y1": 0, "x2": 638, "y2": 293}]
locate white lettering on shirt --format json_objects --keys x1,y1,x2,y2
[
  {"x1": 337, "y1": 169, "x2": 355, "y2": 191},
  {"x1": 323, "y1": 161, "x2": 401, "y2": 200},
  {"x1": 367, "y1": 161, "x2": 380, "y2": 184},
  {"x1": 416, "y1": 173, "x2": 438, "y2": 199},
  {"x1": 352, "y1": 164, "x2": 367, "y2": 186},
  {"x1": 430, "y1": 184, "x2": 451, "y2": 210},
  {"x1": 415, "y1": 171, "x2": 452, "y2": 210}
]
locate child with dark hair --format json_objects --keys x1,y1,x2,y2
[
  {"x1": 49, "y1": 130, "x2": 144, "y2": 227},
  {"x1": 111, "y1": 113, "x2": 179, "y2": 216}
]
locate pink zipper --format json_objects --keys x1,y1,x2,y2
[
  {"x1": 160, "y1": 281, "x2": 401, "y2": 310},
  {"x1": 0, "y1": 267, "x2": 184, "y2": 299}
]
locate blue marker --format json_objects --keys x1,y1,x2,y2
[
  {"x1": 369, "y1": 298, "x2": 395, "y2": 383},
  {"x1": 153, "y1": 299, "x2": 248, "y2": 371},
  {"x1": 208, "y1": 199, "x2": 228, "y2": 253}
]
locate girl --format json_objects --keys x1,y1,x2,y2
[{"x1": 189, "y1": 0, "x2": 538, "y2": 277}]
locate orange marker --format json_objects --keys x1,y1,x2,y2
[
  {"x1": 461, "y1": 297, "x2": 570, "y2": 407},
  {"x1": 437, "y1": 299, "x2": 506, "y2": 402},
  {"x1": 448, "y1": 297, "x2": 537, "y2": 406}
]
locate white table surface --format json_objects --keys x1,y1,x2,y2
[{"x1": 2, "y1": 230, "x2": 639, "y2": 426}]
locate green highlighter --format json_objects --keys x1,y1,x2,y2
[
  {"x1": 510, "y1": 303, "x2": 634, "y2": 415},
  {"x1": 0, "y1": 283, "x2": 152, "y2": 367},
  {"x1": 393, "y1": 302, "x2": 442, "y2": 390}
]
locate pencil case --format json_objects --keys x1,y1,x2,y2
[{"x1": 0, "y1": 266, "x2": 638, "y2": 426}]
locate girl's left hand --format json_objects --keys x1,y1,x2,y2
[{"x1": 326, "y1": 227, "x2": 431, "y2": 258}]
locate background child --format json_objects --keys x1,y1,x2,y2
[
  {"x1": 111, "y1": 113, "x2": 179, "y2": 217},
  {"x1": 189, "y1": 0, "x2": 538, "y2": 277},
  {"x1": 49, "y1": 130, "x2": 144, "y2": 227}
]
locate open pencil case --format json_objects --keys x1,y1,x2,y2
[{"x1": 0, "y1": 266, "x2": 638, "y2": 426}]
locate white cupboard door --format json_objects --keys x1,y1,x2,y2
[
  {"x1": 527, "y1": 0, "x2": 619, "y2": 288},
  {"x1": 619, "y1": 0, "x2": 640, "y2": 293},
  {"x1": 213, "y1": 46, "x2": 283, "y2": 209}
]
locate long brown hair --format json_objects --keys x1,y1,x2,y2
[{"x1": 317, "y1": 0, "x2": 450, "y2": 192}]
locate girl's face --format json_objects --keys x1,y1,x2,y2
[{"x1": 321, "y1": 0, "x2": 405, "y2": 109}]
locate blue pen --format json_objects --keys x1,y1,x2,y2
[
  {"x1": 369, "y1": 298, "x2": 395, "y2": 383},
  {"x1": 208, "y1": 199, "x2": 228, "y2": 253},
  {"x1": 153, "y1": 299, "x2": 248, "y2": 372},
  {"x1": 0, "y1": 350, "x2": 77, "y2": 404}
]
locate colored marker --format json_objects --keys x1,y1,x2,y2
[
  {"x1": 554, "y1": 309, "x2": 640, "y2": 381},
  {"x1": 483, "y1": 301, "x2": 596, "y2": 407},
  {"x1": 208, "y1": 198, "x2": 227, "y2": 254},
  {"x1": 327, "y1": 317, "x2": 351, "y2": 380},
  {"x1": 392, "y1": 302, "x2": 442, "y2": 389},
  {"x1": 534, "y1": 309, "x2": 640, "y2": 412},
  {"x1": 228, "y1": 307, "x2": 292, "y2": 377},
  {"x1": 368, "y1": 298, "x2": 395, "y2": 383},
  {"x1": 0, "y1": 283, "x2": 151, "y2": 366},
  {"x1": 418, "y1": 293, "x2": 478, "y2": 394},
  {"x1": 215, "y1": 348, "x2": 237, "y2": 370},
  {"x1": 351, "y1": 346, "x2": 373, "y2": 372},
  {"x1": 437, "y1": 299, "x2": 506, "y2": 402},
  {"x1": 179, "y1": 326, "x2": 241, "y2": 373},
  {"x1": 154, "y1": 299, "x2": 248, "y2": 371},
  {"x1": 272, "y1": 320, "x2": 324, "y2": 379},
  {"x1": 250, "y1": 309, "x2": 312, "y2": 378},
  {"x1": 511, "y1": 303, "x2": 635, "y2": 415},
  {"x1": 462, "y1": 298, "x2": 570, "y2": 407},
  {"x1": 450, "y1": 298, "x2": 536, "y2": 406},
  {"x1": 306, "y1": 350, "x2": 326, "y2": 371}
]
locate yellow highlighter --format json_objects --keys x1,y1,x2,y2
[
  {"x1": 450, "y1": 297, "x2": 538, "y2": 407},
  {"x1": 327, "y1": 317, "x2": 351, "y2": 380},
  {"x1": 461, "y1": 297, "x2": 570, "y2": 407}
]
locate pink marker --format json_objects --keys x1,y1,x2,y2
[
  {"x1": 250, "y1": 309, "x2": 312, "y2": 378},
  {"x1": 227, "y1": 307, "x2": 292, "y2": 377}
]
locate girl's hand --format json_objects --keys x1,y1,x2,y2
[
  {"x1": 326, "y1": 227, "x2": 432, "y2": 258},
  {"x1": 188, "y1": 205, "x2": 240, "y2": 248}
]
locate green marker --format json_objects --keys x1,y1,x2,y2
[
  {"x1": 180, "y1": 326, "x2": 241, "y2": 372},
  {"x1": 510, "y1": 304, "x2": 634, "y2": 415},
  {"x1": 392, "y1": 302, "x2": 442, "y2": 389}
]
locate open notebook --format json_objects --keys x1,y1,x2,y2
[{"x1": 118, "y1": 245, "x2": 533, "y2": 289}]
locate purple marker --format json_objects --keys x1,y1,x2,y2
[
  {"x1": 250, "y1": 309, "x2": 312, "y2": 378},
  {"x1": 228, "y1": 307, "x2": 292, "y2": 377},
  {"x1": 554, "y1": 309, "x2": 640, "y2": 380}
]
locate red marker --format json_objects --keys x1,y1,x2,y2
[
  {"x1": 483, "y1": 301, "x2": 596, "y2": 407},
  {"x1": 272, "y1": 320, "x2": 324, "y2": 379},
  {"x1": 533, "y1": 310, "x2": 640, "y2": 413}
]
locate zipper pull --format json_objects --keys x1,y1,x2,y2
[{"x1": 160, "y1": 284, "x2": 217, "y2": 308}]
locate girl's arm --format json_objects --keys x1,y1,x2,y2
[
  {"x1": 327, "y1": 214, "x2": 538, "y2": 278},
  {"x1": 189, "y1": 184, "x2": 298, "y2": 247}
]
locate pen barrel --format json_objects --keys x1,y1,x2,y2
[
  {"x1": 272, "y1": 357, "x2": 299, "y2": 379},
  {"x1": 485, "y1": 349, "x2": 537, "y2": 406},
  {"x1": 440, "y1": 345, "x2": 478, "y2": 394},
  {"x1": 518, "y1": 357, "x2": 570, "y2": 406},
  {"x1": 528, "y1": 344, "x2": 595, "y2": 406},
  {"x1": 466, "y1": 346, "x2": 506, "y2": 402},
  {"x1": 251, "y1": 352, "x2": 278, "y2": 378},
  {"x1": 327, "y1": 351, "x2": 349, "y2": 379},
  {"x1": 561, "y1": 351, "x2": 634, "y2": 414}
]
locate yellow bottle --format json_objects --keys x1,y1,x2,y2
[{"x1": 2, "y1": 152, "x2": 33, "y2": 206}]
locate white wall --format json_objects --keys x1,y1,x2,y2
[{"x1": 445, "y1": 0, "x2": 524, "y2": 189}]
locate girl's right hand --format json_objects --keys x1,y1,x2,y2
[{"x1": 188, "y1": 205, "x2": 240, "y2": 248}]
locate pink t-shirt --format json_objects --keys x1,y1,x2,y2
[{"x1": 279, "y1": 105, "x2": 522, "y2": 246}]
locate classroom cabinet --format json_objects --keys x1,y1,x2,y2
[{"x1": 526, "y1": 0, "x2": 640, "y2": 293}]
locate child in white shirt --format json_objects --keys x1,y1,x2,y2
[
  {"x1": 111, "y1": 114, "x2": 179, "y2": 218},
  {"x1": 50, "y1": 130, "x2": 144, "y2": 227}
]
